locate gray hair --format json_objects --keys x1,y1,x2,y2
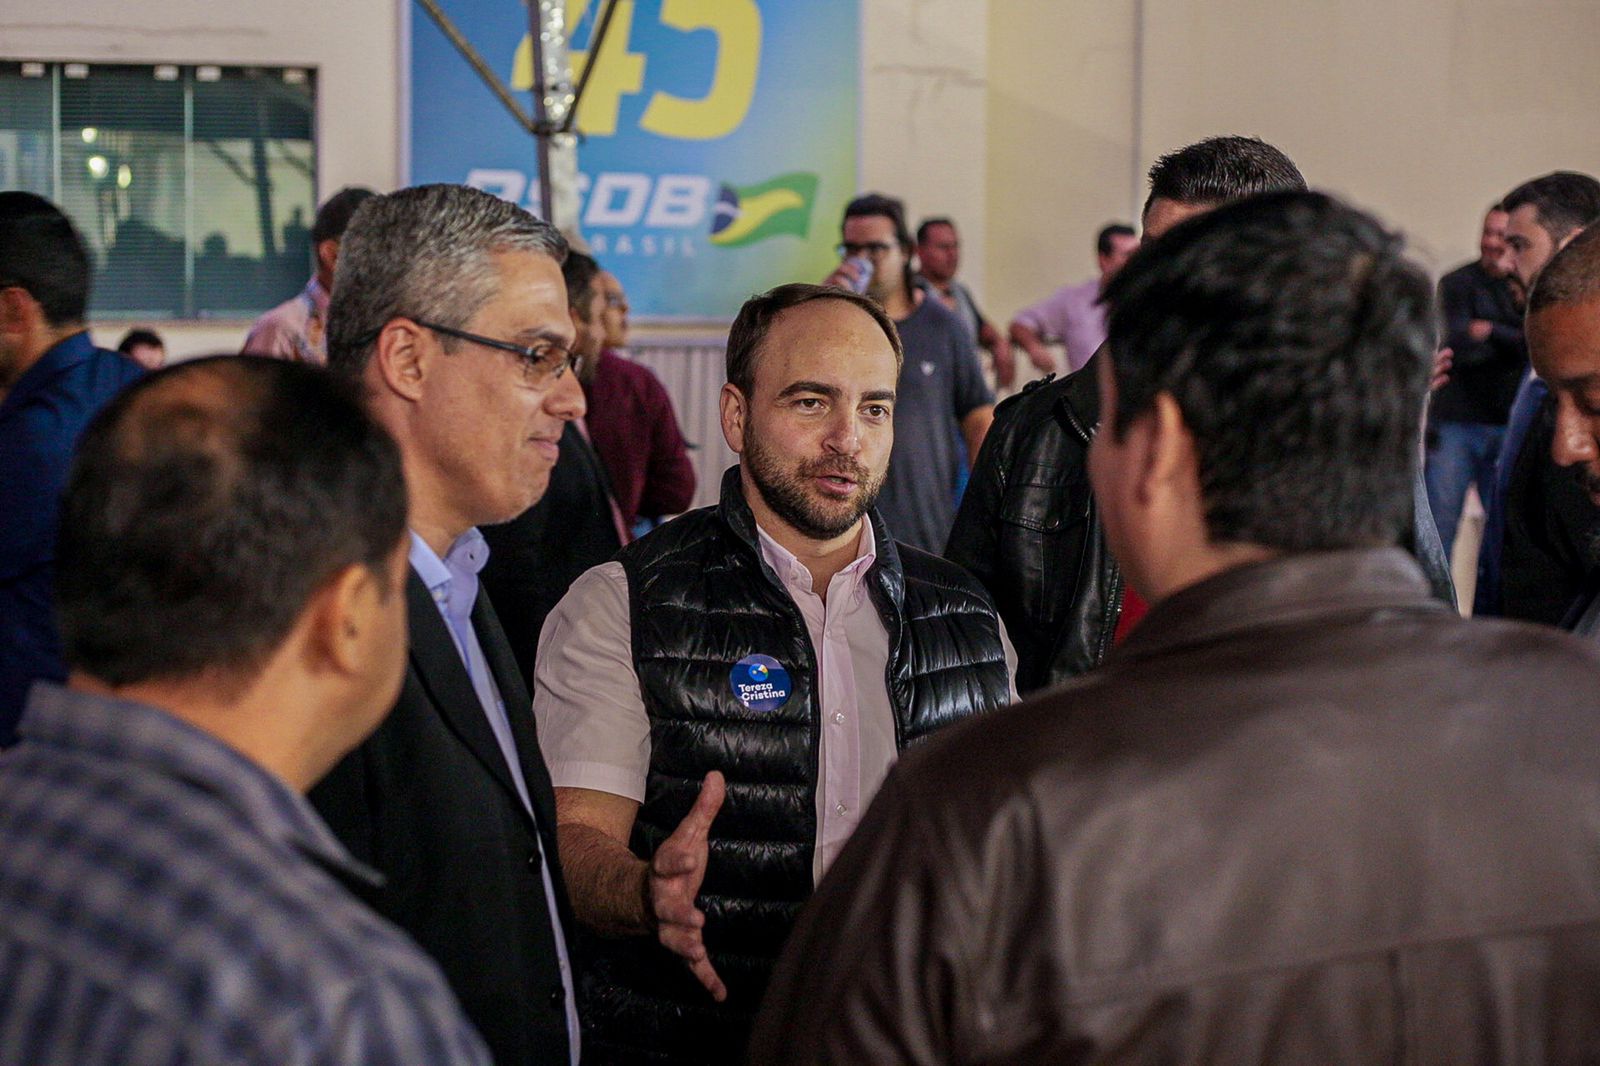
[{"x1": 325, "y1": 184, "x2": 568, "y2": 376}]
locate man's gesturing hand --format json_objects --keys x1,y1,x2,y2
[{"x1": 646, "y1": 771, "x2": 727, "y2": 1002}]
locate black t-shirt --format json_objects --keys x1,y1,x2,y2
[
  {"x1": 1500, "y1": 395, "x2": 1600, "y2": 624},
  {"x1": 1432, "y1": 261, "x2": 1526, "y2": 425}
]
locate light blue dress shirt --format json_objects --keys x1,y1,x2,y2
[{"x1": 409, "y1": 530, "x2": 581, "y2": 1064}]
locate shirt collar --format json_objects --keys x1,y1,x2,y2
[
  {"x1": 1108, "y1": 547, "x2": 1447, "y2": 664},
  {"x1": 1, "y1": 331, "x2": 99, "y2": 415},
  {"x1": 408, "y1": 528, "x2": 490, "y2": 627},
  {"x1": 303, "y1": 276, "x2": 330, "y2": 314},
  {"x1": 755, "y1": 519, "x2": 877, "y2": 600},
  {"x1": 15, "y1": 681, "x2": 381, "y2": 887}
]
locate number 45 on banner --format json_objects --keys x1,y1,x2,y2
[{"x1": 511, "y1": 0, "x2": 762, "y2": 141}]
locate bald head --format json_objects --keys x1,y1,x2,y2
[
  {"x1": 1528, "y1": 226, "x2": 1600, "y2": 317},
  {"x1": 58, "y1": 356, "x2": 408, "y2": 690},
  {"x1": 1525, "y1": 226, "x2": 1600, "y2": 508}
]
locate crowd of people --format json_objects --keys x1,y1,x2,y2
[{"x1": 4, "y1": 131, "x2": 1600, "y2": 1065}]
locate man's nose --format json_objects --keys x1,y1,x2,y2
[
  {"x1": 546, "y1": 363, "x2": 587, "y2": 422},
  {"x1": 822, "y1": 411, "x2": 861, "y2": 454},
  {"x1": 1551, "y1": 402, "x2": 1597, "y2": 469}
]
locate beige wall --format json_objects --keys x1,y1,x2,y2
[
  {"x1": 983, "y1": 0, "x2": 1600, "y2": 322},
  {"x1": 861, "y1": 0, "x2": 991, "y2": 292},
  {"x1": 985, "y1": 0, "x2": 1141, "y2": 325}
]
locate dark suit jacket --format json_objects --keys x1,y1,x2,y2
[{"x1": 310, "y1": 569, "x2": 575, "y2": 1066}]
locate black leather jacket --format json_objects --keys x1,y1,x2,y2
[{"x1": 947, "y1": 357, "x2": 1457, "y2": 694}]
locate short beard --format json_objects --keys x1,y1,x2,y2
[
  {"x1": 742, "y1": 431, "x2": 883, "y2": 541},
  {"x1": 1574, "y1": 463, "x2": 1600, "y2": 511}
]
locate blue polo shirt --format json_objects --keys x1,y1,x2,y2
[{"x1": 0, "y1": 332, "x2": 143, "y2": 745}]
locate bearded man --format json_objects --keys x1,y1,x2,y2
[{"x1": 531, "y1": 282, "x2": 1016, "y2": 1064}]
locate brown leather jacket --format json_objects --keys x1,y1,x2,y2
[
  {"x1": 946, "y1": 360, "x2": 1457, "y2": 695},
  {"x1": 751, "y1": 549, "x2": 1600, "y2": 1064}
]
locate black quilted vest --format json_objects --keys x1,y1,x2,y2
[{"x1": 579, "y1": 467, "x2": 1011, "y2": 1065}]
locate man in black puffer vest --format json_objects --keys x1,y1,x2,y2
[{"x1": 532, "y1": 283, "x2": 1016, "y2": 1064}]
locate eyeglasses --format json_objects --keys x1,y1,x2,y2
[
  {"x1": 412, "y1": 318, "x2": 582, "y2": 387},
  {"x1": 836, "y1": 241, "x2": 895, "y2": 259},
  {"x1": 604, "y1": 291, "x2": 628, "y2": 310}
]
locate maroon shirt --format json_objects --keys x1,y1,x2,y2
[{"x1": 583, "y1": 349, "x2": 697, "y2": 526}]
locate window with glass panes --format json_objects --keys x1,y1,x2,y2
[{"x1": 0, "y1": 61, "x2": 316, "y2": 318}]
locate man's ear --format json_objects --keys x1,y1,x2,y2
[
  {"x1": 304, "y1": 563, "x2": 381, "y2": 677},
  {"x1": 720, "y1": 382, "x2": 748, "y2": 456},
  {"x1": 371, "y1": 318, "x2": 428, "y2": 402},
  {"x1": 1142, "y1": 391, "x2": 1199, "y2": 501},
  {"x1": 315, "y1": 238, "x2": 339, "y2": 281},
  {"x1": 0, "y1": 286, "x2": 40, "y2": 337}
]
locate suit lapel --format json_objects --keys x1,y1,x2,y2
[
  {"x1": 405, "y1": 569, "x2": 530, "y2": 818},
  {"x1": 471, "y1": 591, "x2": 557, "y2": 828},
  {"x1": 472, "y1": 589, "x2": 576, "y2": 915}
]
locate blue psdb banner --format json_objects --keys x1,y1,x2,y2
[{"x1": 405, "y1": 0, "x2": 860, "y2": 320}]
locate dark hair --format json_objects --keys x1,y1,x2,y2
[
  {"x1": 1502, "y1": 172, "x2": 1600, "y2": 246},
  {"x1": 726, "y1": 283, "x2": 903, "y2": 398},
  {"x1": 0, "y1": 191, "x2": 91, "y2": 328},
  {"x1": 1101, "y1": 191, "x2": 1434, "y2": 551},
  {"x1": 1096, "y1": 223, "x2": 1137, "y2": 257},
  {"x1": 915, "y1": 217, "x2": 955, "y2": 245},
  {"x1": 843, "y1": 193, "x2": 915, "y2": 294},
  {"x1": 1528, "y1": 224, "x2": 1600, "y2": 316},
  {"x1": 312, "y1": 186, "x2": 378, "y2": 245},
  {"x1": 116, "y1": 328, "x2": 163, "y2": 355},
  {"x1": 57, "y1": 356, "x2": 408, "y2": 688},
  {"x1": 562, "y1": 250, "x2": 602, "y2": 319},
  {"x1": 1143, "y1": 136, "x2": 1307, "y2": 218}
]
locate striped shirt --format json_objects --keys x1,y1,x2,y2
[{"x1": 0, "y1": 682, "x2": 491, "y2": 1065}]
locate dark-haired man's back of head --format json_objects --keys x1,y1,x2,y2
[
  {"x1": 1100, "y1": 190, "x2": 1433, "y2": 593},
  {"x1": 0, "y1": 354, "x2": 496, "y2": 1066},
  {"x1": 0, "y1": 191, "x2": 94, "y2": 390},
  {"x1": 59, "y1": 355, "x2": 408, "y2": 767},
  {"x1": 0, "y1": 191, "x2": 90, "y2": 332},
  {"x1": 1141, "y1": 135, "x2": 1308, "y2": 240},
  {"x1": 1502, "y1": 171, "x2": 1600, "y2": 292}
]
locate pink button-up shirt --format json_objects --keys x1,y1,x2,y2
[
  {"x1": 1012, "y1": 277, "x2": 1107, "y2": 373},
  {"x1": 240, "y1": 277, "x2": 330, "y2": 365},
  {"x1": 754, "y1": 522, "x2": 896, "y2": 880}
]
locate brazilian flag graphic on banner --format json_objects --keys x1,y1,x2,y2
[{"x1": 710, "y1": 173, "x2": 820, "y2": 248}]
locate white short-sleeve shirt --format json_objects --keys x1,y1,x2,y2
[{"x1": 532, "y1": 520, "x2": 1017, "y2": 884}]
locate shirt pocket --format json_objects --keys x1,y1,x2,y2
[{"x1": 996, "y1": 461, "x2": 1092, "y2": 626}]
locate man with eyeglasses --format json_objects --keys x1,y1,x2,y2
[
  {"x1": 822, "y1": 193, "x2": 994, "y2": 554},
  {"x1": 310, "y1": 184, "x2": 587, "y2": 1066}
]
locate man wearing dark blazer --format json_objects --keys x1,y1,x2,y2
[{"x1": 311, "y1": 184, "x2": 587, "y2": 1065}]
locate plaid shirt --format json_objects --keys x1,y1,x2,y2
[{"x1": 0, "y1": 683, "x2": 491, "y2": 1065}]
